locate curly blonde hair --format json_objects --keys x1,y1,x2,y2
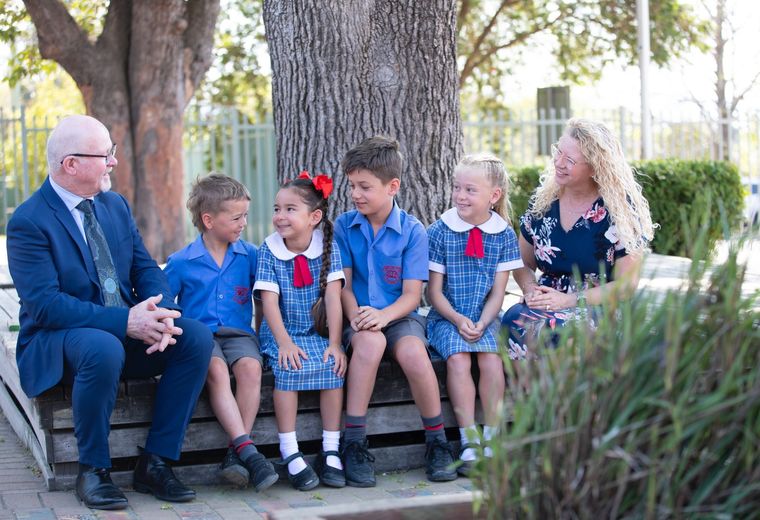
[
  {"x1": 529, "y1": 118, "x2": 655, "y2": 256},
  {"x1": 455, "y1": 153, "x2": 512, "y2": 223}
]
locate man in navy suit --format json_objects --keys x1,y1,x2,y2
[{"x1": 6, "y1": 115, "x2": 213, "y2": 510}]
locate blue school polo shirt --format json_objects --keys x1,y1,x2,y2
[
  {"x1": 334, "y1": 202, "x2": 429, "y2": 310},
  {"x1": 164, "y1": 235, "x2": 258, "y2": 333}
]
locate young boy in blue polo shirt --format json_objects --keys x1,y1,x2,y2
[
  {"x1": 164, "y1": 174, "x2": 278, "y2": 491},
  {"x1": 334, "y1": 136, "x2": 457, "y2": 486}
]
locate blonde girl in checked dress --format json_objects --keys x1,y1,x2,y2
[
  {"x1": 254, "y1": 172, "x2": 347, "y2": 491},
  {"x1": 426, "y1": 154, "x2": 523, "y2": 475}
]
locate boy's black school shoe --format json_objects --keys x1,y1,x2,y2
[
  {"x1": 425, "y1": 437, "x2": 458, "y2": 482},
  {"x1": 218, "y1": 447, "x2": 249, "y2": 488},
  {"x1": 341, "y1": 439, "x2": 376, "y2": 487},
  {"x1": 242, "y1": 451, "x2": 279, "y2": 492},
  {"x1": 314, "y1": 450, "x2": 346, "y2": 488},
  {"x1": 281, "y1": 452, "x2": 320, "y2": 491}
]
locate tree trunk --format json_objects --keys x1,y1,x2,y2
[
  {"x1": 263, "y1": 0, "x2": 462, "y2": 225},
  {"x1": 714, "y1": 0, "x2": 730, "y2": 161},
  {"x1": 22, "y1": 0, "x2": 220, "y2": 260}
]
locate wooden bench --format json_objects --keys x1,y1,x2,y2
[{"x1": 0, "y1": 285, "x2": 483, "y2": 491}]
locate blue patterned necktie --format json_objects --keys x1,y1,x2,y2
[{"x1": 76, "y1": 199, "x2": 126, "y2": 307}]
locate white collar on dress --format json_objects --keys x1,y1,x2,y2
[
  {"x1": 440, "y1": 208, "x2": 508, "y2": 234},
  {"x1": 264, "y1": 229, "x2": 324, "y2": 260}
]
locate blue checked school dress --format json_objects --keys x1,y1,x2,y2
[
  {"x1": 253, "y1": 229, "x2": 345, "y2": 391},
  {"x1": 427, "y1": 209, "x2": 523, "y2": 359},
  {"x1": 502, "y1": 197, "x2": 628, "y2": 359}
]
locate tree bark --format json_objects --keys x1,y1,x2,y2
[
  {"x1": 22, "y1": 0, "x2": 220, "y2": 260},
  {"x1": 263, "y1": 0, "x2": 462, "y2": 225}
]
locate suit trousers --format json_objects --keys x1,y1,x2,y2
[{"x1": 61, "y1": 318, "x2": 213, "y2": 468}]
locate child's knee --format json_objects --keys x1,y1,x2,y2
[
  {"x1": 447, "y1": 353, "x2": 471, "y2": 375},
  {"x1": 206, "y1": 357, "x2": 229, "y2": 385},
  {"x1": 477, "y1": 353, "x2": 504, "y2": 375},
  {"x1": 394, "y1": 340, "x2": 432, "y2": 374},
  {"x1": 350, "y1": 333, "x2": 385, "y2": 365},
  {"x1": 232, "y1": 357, "x2": 263, "y2": 385}
]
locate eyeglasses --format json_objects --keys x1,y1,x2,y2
[
  {"x1": 551, "y1": 143, "x2": 584, "y2": 168},
  {"x1": 61, "y1": 144, "x2": 117, "y2": 164}
]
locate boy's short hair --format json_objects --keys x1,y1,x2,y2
[
  {"x1": 341, "y1": 136, "x2": 403, "y2": 183},
  {"x1": 187, "y1": 172, "x2": 250, "y2": 233}
]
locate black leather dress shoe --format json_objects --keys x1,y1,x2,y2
[
  {"x1": 76, "y1": 464, "x2": 128, "y2": 510},
  {"x1": 133, "y1": 448, "x2": 195, "y2": 502}
]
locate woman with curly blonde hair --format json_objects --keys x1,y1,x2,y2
[{"x1": 502, "y1": 118, "x2": 655, "y2": 359}]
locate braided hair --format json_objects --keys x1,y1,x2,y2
[{"x1": 282, "y1": 176, "x2": 333, "y2": 336}]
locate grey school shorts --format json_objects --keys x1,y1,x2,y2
[
  {"x1": 212, "y1": 326, "x2": 263, "y2": 367},
  {"x1": 343, "y1": 313, "x2": 428, "y2": 354}
]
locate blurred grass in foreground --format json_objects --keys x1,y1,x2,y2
[{"x1": 470, "y1": 226, "x2": 760, "y2": 519}]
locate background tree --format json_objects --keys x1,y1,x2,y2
[
  {"x1": 689, "y1": 0, "x2": 759, "y2": 160},
  {"x1": 457, "y1": 0, "x2": 708, "y2": 111},
  {"x1": 1, "y1": 0, "x2": 220, "y2": 259},
  {"x1": 263, "y1": 0, "x2": 462, "y2": 224}
]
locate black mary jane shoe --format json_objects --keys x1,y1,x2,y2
[
  {"x1": 76, "y1": 464, "x2": 128, "y2": 510},
  {"x1": 133, "y1": 447, "x2": 196, "y2": 502},
  {"x1": 314, "y1": 450, "x2": 346, "y2": 488},
  {"x1": 281, "y1": 452, "x2": 319, "y2": 491}
]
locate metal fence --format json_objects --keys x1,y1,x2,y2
[
  {"x1": 3, "y1": 105, "x2": 759, "y2": 244},
  {"x1": 462, "y1": 107, "x2": 760, "y2": 178}
]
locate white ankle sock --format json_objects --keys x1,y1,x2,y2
[
  {"x1": 322, "y1": 429, "x2": 343, "y2": 470},
  {"x1": 459, "y1": 425, "x2": 480, "y2": 461},
  {"x1": 279, "y1": 431, "x2": 307, "y2": 474},
  {"x1": 483, "y1": 425, "x2": 498, "y2": 458}
]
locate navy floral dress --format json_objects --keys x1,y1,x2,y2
[{"x1": 501, "y1": 197, "x2": 627, "y2": 359}]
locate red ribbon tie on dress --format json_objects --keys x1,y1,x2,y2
[
  {"x1": 464, "y1": 227, "x2": 485, "y2": 258},
  {"x1": 293, "y1": 254, "x2": 313, "y2": 287}
]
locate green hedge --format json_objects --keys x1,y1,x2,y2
[{"x1": 508, "y1": 160, "x2": 744, "y2": 257}]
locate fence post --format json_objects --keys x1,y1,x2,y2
[
  {"x1": 618, "y1": 107, "x2": 627, "y2": 158},
  {"x1": 20, "y1": 104, "x2": 29, "y2": 199}
]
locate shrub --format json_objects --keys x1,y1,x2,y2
[
  {"x1": 470, "y1": 233, "x2": 760, "y2": 518},
  {"x1": 508, "y1": 160, "x2": 745, "y2": 257},
  {"x1": 635, "y1": 160, "x2": 744, "y2": 256}
]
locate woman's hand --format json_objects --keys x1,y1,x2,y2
[
  {"x1": 278, "y1": 340, "x2": 308, "y2": 370},
  {"x1": 525, "y1": 286, "x2": 577, "y2": 312},
  {"x1": 324, "y1": 343, "x2": 347, "y2": 377}
]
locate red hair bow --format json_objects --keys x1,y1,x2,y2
[{"x1": 298, "y1": 170, "x2": 333, "y2": 199}]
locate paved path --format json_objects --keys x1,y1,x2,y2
[{"x1": 0, "y1": 410, "x2": 474, "y2": 519}]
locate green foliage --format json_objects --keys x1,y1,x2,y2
[
  {"x1": 194, "y1": 0, "x2": 271, "y2": 117},
  {"x1": 471, "y1": 229, "x2": 760, "y2": 518},
  {"x1": 0, "y1": 0, "x2": 105, "y2": 88},
  {"x1": 508, "y1": 164, "x2": 542, "y2": 226},
  {"x1": 458, "y1": 0, "x2": 709, "y2": 110},
  {"x1": 507, "y1": 160, "x2": 745, "y2": 257},
  {"x1": 635, "y1": 159, "x2": 744, "y2": 257}
]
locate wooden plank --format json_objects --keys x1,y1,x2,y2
[
  {"x1": 49, "y1": 402, "x2": 460, "y2": 463},
  {"x1": 0, "y1": 378, "x2": 55, "y2": 489},
  {"x1": 49, "y1": 441, "x2": 457, "y2": 491},
  {"x1": 0, "y1": 288, "x2": 19, "y2": 326},
  {"x1": 0, "y1": 337, "x2": 53, "y2": 461},
  {"x1": 45, "y1": 360, "x2": 449, "y2": 429}
]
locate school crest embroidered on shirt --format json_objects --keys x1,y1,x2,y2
[
  {"x1": 383, "y1": 265, "x2": 401, "y2": 284},
  {"x1": 233, "y1": 286, "x2": 251, "y2": 304}
]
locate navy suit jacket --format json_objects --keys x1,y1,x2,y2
[{"x1": 6, "y1": 178, "x2": 179, "y2": 397}]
